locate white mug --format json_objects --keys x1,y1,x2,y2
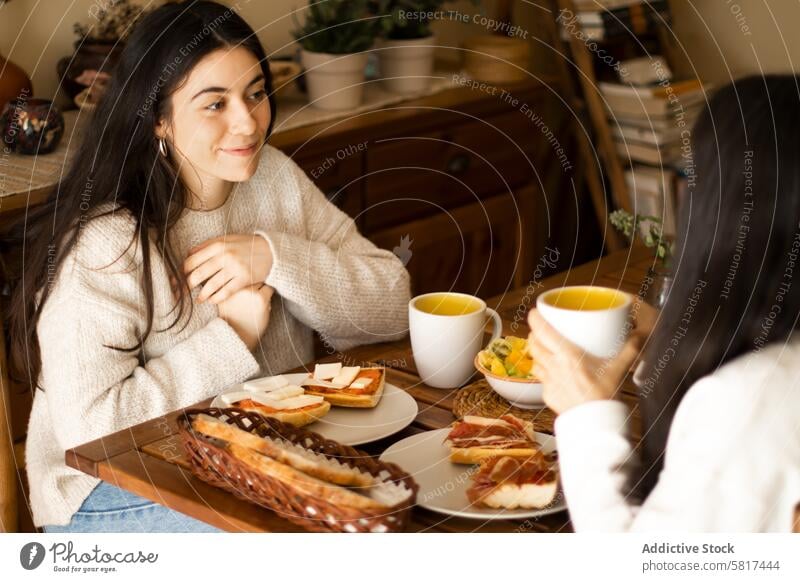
[
  {"x1": 536, "y1": 285, "x2": 632, "y2": 359},
  {"x1": 409, "y1": 292, "x2": 502, "y2": 388}
]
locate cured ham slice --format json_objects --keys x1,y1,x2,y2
[
  {"x1": 466, "y1": 455, "x2": 558, "y2": 509},
  {"x1": 446, "y1": 414, "x2": 543, "y2": 464}
]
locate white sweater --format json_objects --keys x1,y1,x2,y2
[
  {"x1": 26, "y1": 145, "x2": 411, "y2": 527},
  {"x1": 555, "y1": 339, "x2": 800, "y2": 532}
]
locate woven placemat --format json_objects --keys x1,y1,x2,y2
[{"x1": 453, "y1": 380, "x2": 557, "y2": 434}]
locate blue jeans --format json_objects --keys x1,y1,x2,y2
[{"x1": 42, "y1": 481, "x2": 223, "y2": 533}]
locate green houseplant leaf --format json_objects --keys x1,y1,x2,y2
[
  {"x1": 610, "y1": 209, "x2": 673, "y2": 268},
  {"x1": 293, "y1": 0, "x2": 379, "y2": 54},
  {"x1": 369, "y1": 0, "x2": 479, "y2": 40}
]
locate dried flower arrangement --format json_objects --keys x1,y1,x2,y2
[{"x1": 73, "y1": 0, "x2": 150, "y2": 42}]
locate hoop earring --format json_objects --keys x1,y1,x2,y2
[{"x1": 158, "y1": 138, "x2": 168, "y2": 158}]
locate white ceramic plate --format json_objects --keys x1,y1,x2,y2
[
  {"x1": 210, "y1": 373, "x2": 418, "y2": 446},
  {"x1": 379, "y1": 428, "x2": 566, "y2": 520}
]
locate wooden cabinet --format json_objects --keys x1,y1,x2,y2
[
  {"x1": 274, "y1": 78, "x2": 568, "y2": 300},
  {"x1": 360, "y1": 108, "x2": 548, "y2": 234},
  {"x1": 369, "y1": 190, "x2": 535, "y2": 298}
]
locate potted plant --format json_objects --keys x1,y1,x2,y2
[
  {"x1": 372, "y1": 1, "x2": 481, "y2": 94},
  {"x1": 293, "y1": 1, "x2": 377, "y2": 111},
  {"x1": 56, "y1": 0, "x2": 149, "y2": 101},
  {"x1": 370, "y1": 0, "x2": 443, "y2": 94},
  {"x1": 610, "y1": 209, "x2": 674, "y2": 308}
]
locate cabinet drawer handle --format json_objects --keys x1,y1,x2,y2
[{"x1": 446, "y1": 153, "x2": 470, "y2": 175}]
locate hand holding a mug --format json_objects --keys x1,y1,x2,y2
[
  {"x1": 527, "y1": 308, "x2": 643, "y2": 414},
  {"x1": 631, "y1": 295, "x2": 659, "y2": 339}
]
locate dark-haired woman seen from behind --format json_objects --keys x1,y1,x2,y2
[
  {"x1": 528, "y1": 75, "x2": 800, "y2": 531},
  {"x1": 7, "y1": 1, "x2": 409, "y2": 532}
]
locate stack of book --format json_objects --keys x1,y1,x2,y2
[
  {"x1": 561, "y1": 0, "x2": 671, "y2": 40},
  {"x1": 624, "y1": 165, "x2": 677, "y2": 238},
  {"x1": 600, "y1": 79, "x2": 706, "y2": 167}
]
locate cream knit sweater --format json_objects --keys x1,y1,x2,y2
[
  {"x1": 555, "y1": 339, "x2": 800, "y2": 531},
  {"x1": 26, "y1": 145, "x2": 411, "y2": 527}
]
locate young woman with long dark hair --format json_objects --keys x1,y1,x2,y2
[
  {"x1": 6, "y1": 1, "x2": 409, "y2": 532},
  {"x1": 528, "y1": 75, "x2": 800, "y2": 531}
]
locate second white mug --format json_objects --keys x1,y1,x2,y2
[{"x1": 536, "y1": 285, "x2": 632, "y2": 359}]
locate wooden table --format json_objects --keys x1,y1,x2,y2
[{"x1": 66, "y1": 246, "x2": 655, "y2": 533}]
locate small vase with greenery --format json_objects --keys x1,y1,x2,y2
[
  {"x1": 610, "y1": 209, "x2": 674, "y2": 307},
  {"x1": 293, "y1": 0, "x2": 377, "y2": 110},
  {"x1": 73, "y1": 0, "x2": 149, "y2": 42}
]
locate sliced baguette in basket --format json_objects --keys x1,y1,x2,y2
[
  {"x1": 180, "y1": 409, "x2": 419, "y2": 532},
  {"x1": 192, "y1": 413, "x2": 372, "y2": 487},
  {"x1": 191, "y1": 414, "x2": 413, "y2": 510},
  {"x1": 228, "y1": 443, "x2": 386, "y2": 511}
]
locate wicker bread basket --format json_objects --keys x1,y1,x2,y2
[{"x1": 177, "y1": 407, "x2": 418, "y2": 532}]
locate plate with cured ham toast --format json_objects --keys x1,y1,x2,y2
[
  {"x1": 379, "y1": 414, "x2": 566, "y2": 519},
  {"x1": 211, "y1": 364, "x2": 418, "y2": 446}
]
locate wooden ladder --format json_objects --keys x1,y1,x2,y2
[{"x1": 541, "y1": 0, "x2": 681, "y2": 251}]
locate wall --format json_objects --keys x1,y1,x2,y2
[
  {"x1": 0, "y1": 0, "x2": 300, "y2": 107},
  {"x1": 0, "y1": 0, "x2": 492, "y2": 107},
  {"x1": 2, "y1": 0, "x2": 799, "y2": 108},
  {"x1": 668, "y1": 0, "x2": 800, "y2": 85}
]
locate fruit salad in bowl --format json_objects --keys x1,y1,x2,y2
[{"x1": 474, "y1": 336, "x2": 544, "y2": 408}]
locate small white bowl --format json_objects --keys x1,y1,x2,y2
[{"x1": 474, "y1": 355, "x2": 544, "y2": 409}]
